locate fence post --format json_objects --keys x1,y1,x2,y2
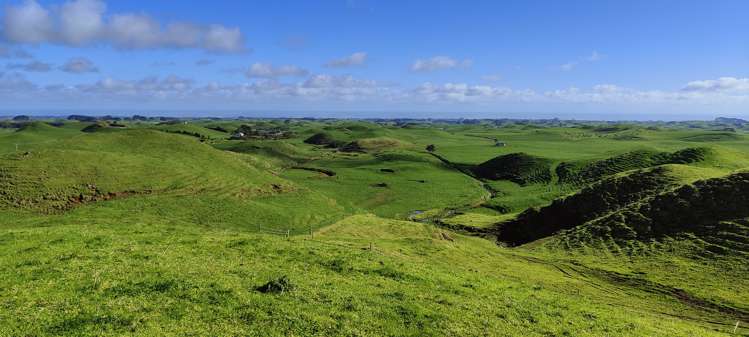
[
  {"x1": 309, "y1": 226, "x2": 313, "y2": 239},
  {"x1": 286, "y1": 229, "x2": 290, "y2": 240},
  {"x1": 369, "y1": 242, "x2": 373, "y2": 251}
]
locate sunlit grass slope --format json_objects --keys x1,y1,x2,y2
[
  {"x1": 0, "y1": 210, "x2": 742, "y2": 336},
  {"x1": 0, "y1": 126, "x2": 350, "y2": 231}
]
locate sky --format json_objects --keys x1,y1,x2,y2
[{"x1": 0, "y1": 0, "x2": 747, "y2": 120}]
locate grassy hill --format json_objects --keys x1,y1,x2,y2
[
  {"x1": 0, "y1": 119, "x2": 747, "y2": 336},
  {"x1": 1, "y1": 210, "x2": 743, "y2": 336}
]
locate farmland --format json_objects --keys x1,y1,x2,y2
[{"x1": 0, "y1": 117, "x2": 747, "y2": 336}]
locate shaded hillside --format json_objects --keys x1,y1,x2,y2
[
  {"x1": 556, "y1": 148, "x2": 709, "y2": 185},
  {"x1": 303, "y1": 132, "x2": 345, "y2": 147},
  {"x1": 16, "y1": 121, "x2": 60, "y2": 133},
  {"x1": 494, "y1": 167, "x2": 678, "y2": 246},
  {"x1": 81, "y1": 121, "x2": 127, "y2": 133},
  {"x1": 472, "y1": 153, "x2": 552, "y2": 185},
  {"x1": 559, "y1": 171, "x2": 749, "y2": 255}
]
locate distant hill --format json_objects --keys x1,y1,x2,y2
[
  {"x1": 472, "y1": 153, "x2": 552, "y2": 185},
  {"x1": 715, "y1": 117, "x2": 747, "y2": 125}
]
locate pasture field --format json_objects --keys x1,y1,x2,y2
[{"x1": 0, "y1": 117, "x2": 747, "y2": 336}]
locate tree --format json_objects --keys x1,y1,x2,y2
[
  {"x1": 12, "y1": 115, "x2": 30, "y2": 121},
  {"x1": 426, "y1": 144, "x2": 436, "y2": 152}
]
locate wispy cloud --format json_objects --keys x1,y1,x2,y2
[
  {"x1": 61, "y1": 57, "x2": 99, "y2": 73},
  {"x1": 558, "y1": 50, "x2": 604, "y2": 71},
  {"x1": 411, "y1": 56, "x2": 472, "y2": 72},
  {"x1": 325, "y1": 52, "x2": 368, "y2": 68},
  {"x1": 6, "y1": 60, "x2": 53, "y2": 72},
  {"x1": 587, "y1": 50, "x2": 603, "y2": 62},
  {"x1": 245, "y1": 63, "x2": 309, "y2": 79}
]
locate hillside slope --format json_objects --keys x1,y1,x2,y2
[
  {"x1": 0, "y1": 129, "x2": 287, "y2": 212},
  {"x1": 555, "y1": 171, "x2": 749, "y2": 255},
  {"x1": 0, "y1": 210, "x2": 742, "y2": 336},
  {"x1": 493, "y1": 167, "x2": 679, "y2": 246}
]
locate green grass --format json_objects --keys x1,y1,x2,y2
[
  {"x1": 0, "y1": 210, "x2": 741, "y2": 336},
  {"x1": 280, "y1": 150, "x2": 486, "y2": 218},
  {"x1": 440, "y1": 211, "x2": 512, "y2": 229},
  {"x1": 0, "y1": 119, "x2": 748, "y2": 336}
]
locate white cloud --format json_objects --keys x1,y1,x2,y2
[
  {"x1": 245, "y1": 63, "x2": 309, "y2": 78},
  {"x1": 61, "y1": 57, "x2": 98, "y2": 73},
  {"x1": 411, "y1": 82, "x2": 537, "y2": 102},
  {"x1": 545, "y1": 84, "x2": 701, "y2": 104},
  {"x1": 0, "y1": 71, "x2": 35, "y2": 92},
  {"x1": 682, "y1": 77, "x2": 749, "y2": 93},
  {"x1": 411, "y1": 56, "x2": 472, "y2": 72},
  {"x1": 2, "y1": 74, "x2": 748, "y2": 109},
  {"x1": 1, "y1": 73, "x2": 394, "y2": 103},
  {"x1": 1, "y1": 0, "x2": 52, "y2": 43},
  {"x1": 106, "y1": 13, "x2": 161, "y2": 49},
  {"x1": 0, "y1": 0, "x2": 246, "y2": 53},
  {"x1": 74, "y1": 75, "x2": 194, "y2": 99},
  {"x1": 59, "y1": 0, "x2": 105, "y2": 45},
  {"x1": 203, "y1": 25, "x2": 244, "y2": 53},
  {"x1": 545, "y1": 79, "x2": 749, "y2": 104},
  {"x1": 325, "y1": 52, "x2": 368, "y2": 68},
  {"x1": 302, "y1": 74, "x2": 377, "y2": 88},
  {"x1": 6, "y1": 60, "x2": 52, "y2": 72}
]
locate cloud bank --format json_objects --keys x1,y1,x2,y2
[{"x1": 2, "y1": 68, "x2": 746, "y2": 111}]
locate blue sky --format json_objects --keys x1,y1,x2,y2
[{"x1": 0, "y1": 0, "x2": 747, "y2": 119}]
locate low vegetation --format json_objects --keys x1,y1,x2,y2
[{"x1": 0, "y1": 116, "x2": 747, "y2": 336}]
